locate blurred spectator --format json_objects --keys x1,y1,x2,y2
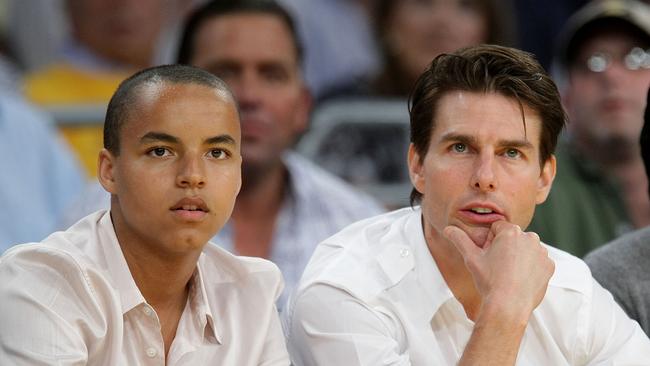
[
  {"x1": 20, "y1": 0, "x2": 190, "y2": 175},
  {"x1": 0, "y1": 92, "x2": 86, "y2": 252},
  {"x1": 529, "y1": 0, "x2": 650, "y2": 256},
  {"x1": 584, "y1": 86, "x2": 650, "y2": 336},
  {"x1": 278, "y1": 0, "x2": 380, "y2": 99},
  {"x1": 323, "y1": 0, "x2": 516, "y2": 99},
  {"x1": 64, "y1": 0, "x2": 384, "y2": 309}
]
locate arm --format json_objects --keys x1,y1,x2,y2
[
  {"x1": 444, "y1": 221, "x2": 555, "y2": 365},
  {"x1": 286, "y1": 284, "x2": 411, "y2": 366}
]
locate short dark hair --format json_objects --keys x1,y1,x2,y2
[
  {"x1": 104, "y1": 64, "x2": 233, "y2": 155},
  {"x1": 176, "y1": 0, "x2": 302, "y2": 65},
  {"x1": 408, "y1": 44, "x2": 567, "y2": 205}
]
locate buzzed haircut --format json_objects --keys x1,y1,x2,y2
[
  {"x1": 176, "y1": 0, "x2": 303, "y2": 65},
  {"x1": 409, "y1": 44, "x2": 567, "y2": 205},
  {"x1": 103, "y1": 64, "x2": 234, "y2": 155}
]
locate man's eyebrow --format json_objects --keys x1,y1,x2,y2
[
  {"x1": 439, "y1": 133, "x2": 534, "y2": 149},
  {"x1": 439, "y1": 133, "x2": 478, "y2": 146},
  {"x1": 205, "y1": 134, "x2": 237, "y2": 146},
  {"x1": 140, "y1": 132, "x2": 180, "y2": 144},
  {"x1": 498, "y1": 139, "x2": 534, "y2": 150}
]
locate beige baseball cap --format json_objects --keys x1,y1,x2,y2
[{"x1": 556, "y1": 0, "x2": 650, "y2": 69}]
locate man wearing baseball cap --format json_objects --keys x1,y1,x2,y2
[{"x1": 529, "y1": 0, "x2": 650, "y2": 257}]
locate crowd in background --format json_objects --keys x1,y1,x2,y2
[{"x1": 0, "y1": 0, "x2": 650, "y2": 363}]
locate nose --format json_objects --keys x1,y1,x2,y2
[
  {"x1": 471, "y1": 153, "x2": 497, "y2": 192},
  {"x1": 231, "y1": 70, "x2": 262, "y2": 112},
  {"x1": 176, "y1": 154, "x2": 206, "y2": 189}
]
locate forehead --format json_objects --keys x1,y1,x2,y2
[
  {"x1": 431, "y1": 91, "x2": 541, "y2": 145},
  {"x1": 191, "y1": 12, "x2": 298, "y2": 66},
  {"x1": 124, "y1": 82, "x2": 240, "y2": 139}
]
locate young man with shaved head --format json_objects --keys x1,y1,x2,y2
[{"x1": 0, "y1": 65, "x2": 289, "y2": 365}]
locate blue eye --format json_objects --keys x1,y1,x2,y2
[
  {"x1": 452, "y1": 143, "x2": 467, "y2": 153},
  {"x1": 505, "y1": 148, "x2": 520, "y2": 159}
]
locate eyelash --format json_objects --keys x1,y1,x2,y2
[
  {"x1": 449, "y1": 143, "x2": 523, "y2": 159},
  {"x1": 146, "y1": 147, "x2": 231, "y2": 160}
]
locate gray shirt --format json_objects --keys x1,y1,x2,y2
[{"x1": 585, "y1": 226, "x2": 650, "y2": 335}]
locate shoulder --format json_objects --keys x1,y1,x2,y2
[
  {"x1": 284, "y1": 152, "x2": 384, "y2": 216},
  {"x1": 546, "y1": 245, "x2": 594, "y2": 294},
  {"x1": 294, "y1": 208, "x2": 417, "y2": 302},
  {"x1": 585, "y1": 227, "x2": 650, "y2": 281},
  {"x1": 201, "y1": 243, "x2": 284, "y2": 298}
]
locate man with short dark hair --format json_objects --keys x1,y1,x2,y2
[
  {"x1": 284, "y1": 45, "x2": 650, "y2": 365},
  {"x1": 0, "y1": 64, "x2": 289, "y2": 365},
  {"x1": 178, "y1": 0, "x2": 384, "y2": 307}
]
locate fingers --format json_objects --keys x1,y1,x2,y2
[{"x1": 443, "y1": 225, "x2": 481, "y2": 262}]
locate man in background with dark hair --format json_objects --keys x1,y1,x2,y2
[
  {"x1": 0, "y1": 64, "x2": 289, "y2": 365},
  {"x1": 284, "y1": 44, "x2": 649, "y2": 365},
  {"x1": 177, "y1": 0, "x2": 383, "y2": 308},
  {"x1": 585, "y1": 87, "x2": 650, "y2": 336}
]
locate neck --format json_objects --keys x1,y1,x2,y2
[{"x1": 230, "y1": 161, "x2": 288, "y2": 257}]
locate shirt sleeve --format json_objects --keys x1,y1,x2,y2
[
  {"x1": 0, "y1": 249, "x2": 93, "y2": 365},
  {"x1": 581, "y1": 278, "x2": 650, "y2": 364},
  {"x1": 286, "y1": 283, "x2": 411, "y2": 366}
]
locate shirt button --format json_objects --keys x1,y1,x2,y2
[
  {"x1": 142, "y1": 306, "x2": 153, "y2": 316},
  {"x1": 400, "y1": 248, "x2": 410, "y2": 258},
  {"x1": 146, "y1": 347, "x2": 157, "y2": 358}
]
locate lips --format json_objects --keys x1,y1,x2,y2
[
  {"x1": 170, "y1": 197, "x2": 209, "y2": 221},
  {"x1": 458, "y1": 202, "x2": 506, "y2": 225}
]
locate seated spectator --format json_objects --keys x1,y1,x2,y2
[
  {"x1": 63, "y1": 0, "x2": 384, "y2": 310},
  {"x1": 584, "y1": 86, "x2": 650, "y2": 336},
  {"x1": 22, "y1": 0, "x2": 182, "y2": 175},
  {"x1": 0, "y1": 64, "x2": 289, "y2": 364},
  {"x1": 528, "y1": 0, "x2": 650, "y2": 256},
  {"x1": 284, "y1": 44, "x2": 650, "y2": 365},
  {"x1": 0, "y1": 92, "x2": 85, "y2": 251}
]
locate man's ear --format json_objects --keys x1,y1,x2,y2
[
  {"x1": 535, "y1": 154, "x2": 556, "y2": 204},
  {"x1": 408, "y1": 144, "x2": 426, "y2": 195},
  {"x1": 97, "y1": 149, "x2": 118, "y2": 194}
]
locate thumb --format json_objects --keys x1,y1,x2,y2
[{"x1": 443, "y1": 226, "x2": 481, "y2": 262}]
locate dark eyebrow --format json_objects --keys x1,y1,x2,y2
[
  {"x1": 205, "y1": 134, "x2": 237, "y2": 146},
  {"x1": 440, "y1": 133, "x2": 478, "y2": 146},
  {"x1": 140, "y1": 132, "x2": 237, "y2": 147},
  {"x1": 140, "y1": 132, "x2": 179, "y2": 144},
  {"x1": 440, "y1": 133, "x2": 534, "y2": 150}
]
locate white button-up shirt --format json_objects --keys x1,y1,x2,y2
[
  {"x1": 284, "y1": 208, "x2": 650, "y2": 365},
  {"x1": 0, "y1": 210, "x2": 289, "y2": 365}
]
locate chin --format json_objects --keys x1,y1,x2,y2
[{"x1": 466, "y1": 227, "x2": 491, "y2": 248}]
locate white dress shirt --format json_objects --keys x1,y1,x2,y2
[
  {"x1": 0, "y1": 210, "x2": 289, "y2": 365},
  {"x1": 284, "y1": 208, "x2": 650, "y2": 365}
]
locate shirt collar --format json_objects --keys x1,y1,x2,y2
[
  {"x1": 97, "y1": 210, "x2": 146, "y2": 314},
  {"x1": 193, "y1": 255, "x2": 220, "y2": 344},
  {"x1": 405, "y1": 209, "x2": 455, "y2": 320}
]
